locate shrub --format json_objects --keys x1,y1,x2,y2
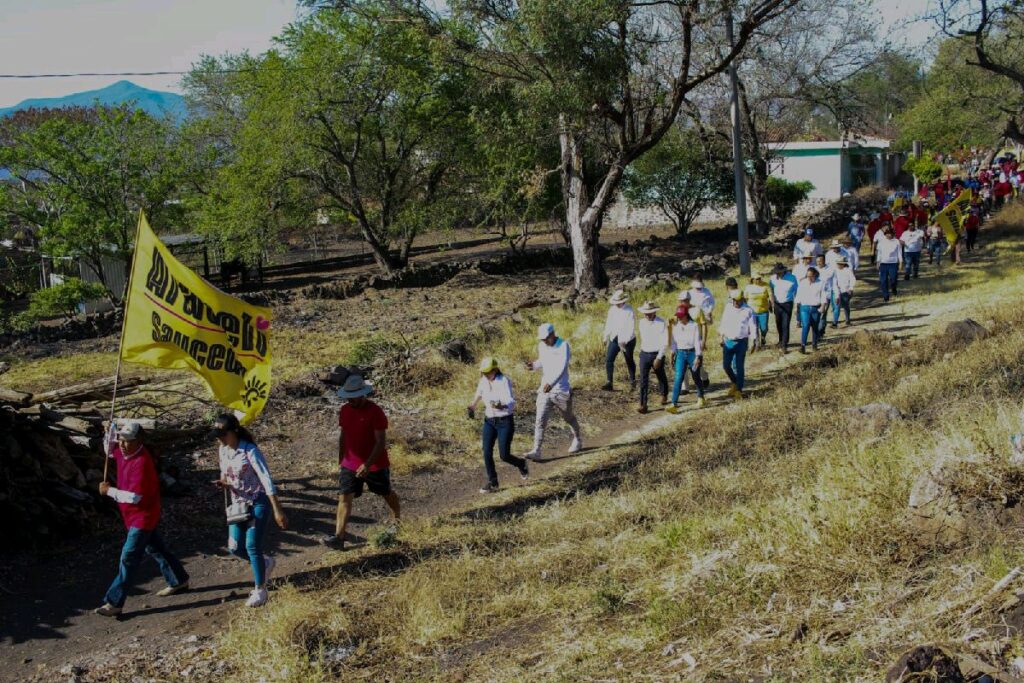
[
  {"x1": 22, "y1": 278, "x2": 108, "y2": 323},
  {"x1": 902, "y1": 155, "x2": 944, "y2": 184},
  {"x1": 766, "y1": 177, "x2": 815, "y2": 221}
]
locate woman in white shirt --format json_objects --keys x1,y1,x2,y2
[
  {"x1": 468, "y1": 356, "x2": 527, "y2": 493},
  {"x1": 667, "y1": 305, "x2": 705, "y2": 413}
]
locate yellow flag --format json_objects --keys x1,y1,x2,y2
[
  {"x1": 935, "y1": 211, "x2": 959, "y2": 249},
  {"x1": 946, "y1": 188, "x2": 972, "y2": 224},
  {"x1": 120, "y1": 213, "x2": 272, "y2": 424},
  {"x1": 892, "y1": 195, "x2": 904, "y2": 212}
]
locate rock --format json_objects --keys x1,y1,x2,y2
[
  {"x1": 0, "y1": 361, "x2": 9, "y2": 376},
  {"x1": 843, "y1": 402, "x2": 903, "y2": 435},
  {"x1": 439, "y1": 338, "x2": 472, "y2": 363},
  {"x1": 907, "y1": 457, "x2": 973, "y2": 546},
  {"x1": 944, "y1": 319, "x2": 990, "y2": 347},
  {"x1": 886, "y1": 645, "x2": 964, "y2": 683},
  {"x1": 35, "y1": 432, "x2": 86, "y2": 488}
]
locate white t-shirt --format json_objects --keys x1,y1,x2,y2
[
  {"x1": 876, "y1": 237, "x2": 903, "y2": 264},
  {"x1": 793, "y1": 238, "x2": 822, "y2": 260},
  {"x1": 603, "y1": 304, "x2": 636, "y2": 344},
  {"x1": 473, "y1": 373, "x2": 516, "y2": 418},
  {"x1": 901, "y1": 229, "x2": 925, "y2": 253}
]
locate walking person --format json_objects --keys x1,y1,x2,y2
[
  {"x1": 815, "y1": 254, "x2": 837, "y2": 335},
  {"x1": 926, "y1": 222, "x2": 946, "y2": 266},
  {"x1": 468, "y1": 357, "x2": 528, "y2": 493},
  {"x1": 687, "y1": 276, "x2": 716, "y2": 345},
  {"x1": 796, "y1": 267, "x2": 829, "y2": 353},
  {"x1": 847, "y1": 214, "x2": 866, "y2": 251},
  {"x1": 718, "y1": 290, "x2": 758, "y2": 400},
  {"x1": 211, "y1": 413, "x2": 288, "y2": 607},
  {"x1": 876, "y1": 226, "x2": 903, "y2": 302},
  {"x1": 324, "y1": 376, "x2": 400, "y2": 551},
  {"x1": 793, "y1": 254, "x2": 813, "y2": 282},
  {"x1": 94, "y1": 422, "x2": 189, "y2": 617},
  {"x1": 525, "y1": 323, "x2": 583, "y2": 460},
  {"x1": 667, "y1": 305, "x2": 705, "y2": 414},
  {"x1": 900, "y1": 222, "x2": 926, "y2": 280},
  {"x1": 743, "y1": 272, "x2": 772, "y2": 350},
  {"x1": 636, "y1": 301, "x2": 669, "y2": 414},
  {"x1": 834, "y1": 258, "x2": 856, "y2": 326},
  {"x1": 963, "y1": 207, "x2": 981, "y2": 252},
  {"x1": 792, "y1": 228, "x2": 823, "y2": 261},
  {"x1": 769, "y1": 263, "x2": 798, "y2": 354},
  {"x1": 601, "y1": 289, "x2": 636, "y2": 392}
]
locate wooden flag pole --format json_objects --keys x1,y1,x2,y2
[{"x1": 104, "y1": 211, "x2": 146, "y2": 482}]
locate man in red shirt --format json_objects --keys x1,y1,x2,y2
[
  {"x1": 95, "y1": 422, "x2": 189, "y2": 616},
  {"x1": 994, "y1": 177, "x2": 1013, "y2": 208},
  {"x1": 913, "y1": 201, "x2": 930, "y2": 228},
  {"x1": 326, "y1": 375, "x2": 401, "y2": 550},
  {"x1": 963, "y1": 208, "x2": 981, "y2": 251},
  {"x1": 893, "y1": 207, "x2": 911, "y2": 239}
]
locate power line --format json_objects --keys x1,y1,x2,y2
[{"x1": 0, "y1": 71, "x2": 193, "y2": 79}]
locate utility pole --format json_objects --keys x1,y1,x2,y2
[
  {"x1": 912, "y1": 140, "x2": 922, "y2": 197},
  {"x1": 726, "y1": 10, "x2": 750, "y2": 276}
]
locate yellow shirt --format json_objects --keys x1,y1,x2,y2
[{"x1": 743, "y1": 283, "x2": 770, "y2": 314}]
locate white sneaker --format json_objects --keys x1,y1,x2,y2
[
  {"x1": 245, "y1": 587, "x2": 268, "y2": 608},
  {"x1": 567, "y1": 438, "x2": 582, "y2": 454},
  {"x1": 523, "y1": 449, "x2": 542, "y2": 461},
  {"x1": 264, "y1": 555, "x2": 276, "y2": 583}
]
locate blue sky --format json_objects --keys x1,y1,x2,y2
[{"x1": 0, "y1": 0, "x2": 935, "y2": 109}]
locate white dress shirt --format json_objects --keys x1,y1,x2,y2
[
  {"x1": 638, "y1": 316, "x2": 668, "y2": 358},
  {"x1": 688, "y1": 287, "x2": 715, "y2": 318},
  {"x1": 533, "y1": 338, "x2": 571, "y2": 393},
  {"x1": 670, "y1": 320, "x2": 703, "y2": 356},
  {"x1": 825, "y1": 247, "x2": 856, "y2": 268},
  {"x1": 876, "y1": 236, "x2": 903, "y2": 264},
  {"x1": 795, "y1": 279, "x2": 830, "y2": 307},
  {"x1": 834, "y1": 268, "x2": 856, "y2": 294},
  {"x1": 900, "y1": 229, "x2": 925, "y2": 253},
  {"x1": 792, "y1": 262, "x2": 811, "y2": 281},
  {"x1": 718, "y1": 304, "x2": 758, "y2": 342},
  {"x1": 473, "y1": 373, "x2": 516, "y2": 418},
  {"x1": 770, "y1": 273, "x2": 798, "y2": 302},
  {"x1": 793, "y1": 238, "x2": 823, "y2": 260},
  {"x1": 817, "y1": 264, "x2": 837, "y2": 294},
  {"x1": 603, "y1": 304, "x2": 636, "y2": 344}
]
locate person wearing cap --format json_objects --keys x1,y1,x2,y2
[
  {"x1": 795, "y1": 266, "x2": 829, "y2": 352},
  {"x1": 468, "y1": 357, "x2": 527, "y2": 493},
  {"x1": 601, "y1": 289, "x2": 636, "y2": 392},
  {"x1": 834, "y1": 258, "x2": 856, "y2": 326},
  {"x1": 847, "y1": 214, "x2": 866, "y2": 251},
  {"x1": 876, "y1": 225, "x2": 903, "y2": 302},
  {"x1": 94, "y1": 421, "x2": 189, "y2": 617},
  {"x1": 815, "y1": 254, "x2": 837, "y2": 334},
  {"x1": 667, "y1": 304, "x2": 705, "y2": 413},
  {"x1": 524, "y1": 323, "x2": 582, "y2": 460},
  {"x1": 718, "y1": 290, "x2": 758, "y2": 400},
  {"x1": 792, "y1": 228, "x2": 822, "y2": 261},
  {"x1": 900, "y1": 221, "x2": 926, "y2": 280},
  {"x1": 329, "y1": 375, "x2": 401, "y2": 550},
  {"x1": 840, "y1": 236, "x2": 860, "y2": 270},
  {"x1": 636, "y1": 301, "x2": 669, "y2": 414},
  {"x1": 743, "y1": 272, "x2": 771, "y2": 350},
  {"x1": 211, "y1": 413, "x2": 288, "y2": 608},
  {"x1": 769, "y1": 263, "x2": 798, "y2": 354}
]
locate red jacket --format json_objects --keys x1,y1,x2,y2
[
  {"x1": 893, "y1": 215, "x2": 911, "y2": 239},
  {"x1": 995, "y1": 181, "x2": 1013, "y2": 197},
  {"x1": 113, "y1": 445, "x2": 161, "y2": 530},
  {"x1": 964, "y1": 215, "x2": 980, "y2": 231},
  {"x1": 866, "y1": 218, "x2": 882, "y2": 242},
  {"x1": 914, "y1": 206, "x2": 930, "y2": 227}
]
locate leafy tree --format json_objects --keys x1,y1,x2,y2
[
  {"x1": 766, "y1": 177, "x2": 814, "y2": 221},
  {"x1": 415, "y1": 0, "x2": 800, "y2": 293},
  {"x1": 186, "y1": 3, "x2": 479, "y2": 274},
  {"x1": 896, "y1": 37, "x2": 1012, "y2": 152},
  {"x1": 622, "y1": 128, "x2": 733, "y2": 236},
  {"x1": 0, "y1": 106, "x2": 188, "y2": 295},
  {"x1": 902, "y1": 155, "x2": 945, "y2": 184},
  {"x1": 21, "y1": 278, "x2": 108, "y2": 322}
]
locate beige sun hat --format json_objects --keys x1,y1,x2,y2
[
  {"x1": 608, "y1": 289, "x2": 628, "y2": 305},
  {"x1": 638, "y1": 300, "x2": 660, "y2": 314}
]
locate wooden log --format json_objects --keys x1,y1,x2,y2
[
  {"x1": 0, "y1": 387, "x2": 33, "y2": 406},
  {"x1": 31, "y1": 376, "x2": 148, "y2": 405}
]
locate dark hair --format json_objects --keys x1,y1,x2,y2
[
  {"x1": 215, "y1": 412, "x2": 256, "y2": 445},
  {"x1": 807, "y1": 267, "x2": 819, "y2": 276},
  {"x1": 725, "y1": 277, "x2": 738, "y2": 289}
]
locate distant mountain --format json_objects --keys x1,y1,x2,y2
[{"x1": 0, "y1": 81, "x2": 187, "y2": 121}]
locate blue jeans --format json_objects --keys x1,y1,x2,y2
[
  {"x1": 605, "y1": 338, "x2": 636, "y2": 386},
  {"x1": 671, "y1": 349, "x2": 703, "y2": 403},
  {"x1": 831, "y1": 290, "x2": 842, "y2": 325},
  {"x1": 799, "y1": 304, "x2": 821, "y2": 348},
  {"x1": 837, "y1": 292, "x2": 852, "y2": 324},
  {"x1": 754, "y1": 313, "x2": 769, "y2": 345},
  {"x1": 104, "y1": 526, "x2": 188, "y2": 608},
  {"x1": 878, "y1": 263, "x2": 899, "y2": 301},
  {"x1": 229, "y1": 493, "x2": 270, "y2": 586},
  {"x1": 904, "y1": 251, "x2": 921, "y2": 278},
  {"x1": 722, "y1": 338, "x2": 748, "y2": 390},
  {"x1": 638, "y1": 350, "x2": 668, "y2": 407},
  {"x1": 481, "y1": 415, "x2": 524, "y2": 486},
  {"x1": 928, "y1": 241, "x2": 945, "y2": 265}
]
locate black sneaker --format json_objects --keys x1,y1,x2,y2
[
  {"x1": 520, "y1": 462, "x2": 529, "y2": 480},
  {"x1": 601, "y1": 382, "x2": 613, "y2": 391}
]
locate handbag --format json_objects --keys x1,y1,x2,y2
[{"x1": 224, "y1": 484, "x2": 253, "y2": 524}]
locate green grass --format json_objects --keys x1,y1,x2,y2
[{"x1": 202, "y1": 206, "x2": 1024, "y2": 681}]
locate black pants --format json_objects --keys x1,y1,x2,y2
[
  {"x1": 638, "y1": 351, "x2": 668, "y2": 407},
  {"x1": 774, "y1": 300, "x2": 793, "y2": 350},
  {"x1": 605, "y1": 337, "x2": 636, "y2": 385},
  {"x1": 966, "y1": 229, "x2": 978, "y2": 251}
]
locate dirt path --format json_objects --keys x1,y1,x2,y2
[{"x1": 0, "y1": 242, "x2": 990, "y2": 682}]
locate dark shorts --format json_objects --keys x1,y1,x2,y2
[{"x1": 339, "y1": 467, "x2": 392, "y2": 498}]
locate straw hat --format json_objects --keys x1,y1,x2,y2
[
  {"x1": 638, "y1": 301, "x2": 660, "y2": 314},
  {"x1": 608, "y1": 289, "x2": 628, "y2": 305}
]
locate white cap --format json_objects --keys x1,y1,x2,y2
[
  {"x1": 537, "y1": 323, "x2": 555, "y2": 340},
  {"x1": 116, "y1": 421, "x2": 141, "y2": 440}
]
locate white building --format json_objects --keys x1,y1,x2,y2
[{"x1": 768, "y1": 138, "x2": 905, "y2": 200}]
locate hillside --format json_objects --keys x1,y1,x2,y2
[{"x1": 0, "y1": 81, "x2": 187, "y2": 120}]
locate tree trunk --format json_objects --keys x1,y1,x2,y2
[
  {"x1": 559, "y1": 115, "x2": 609, "y2": 293},
  {"x1": 746, "y1": 160, "x2": 773, "y2": 233},
  {"x1": 354, "y1": 215, "x2": 400, "y2": 274}
]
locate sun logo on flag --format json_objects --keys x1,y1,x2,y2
[{"x1": 242, "y1": 377, "x2": 269, "y2": 407}]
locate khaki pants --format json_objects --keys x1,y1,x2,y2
[{"x1": 532, "y1": 390, "x2": 581, "y2": 456}]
